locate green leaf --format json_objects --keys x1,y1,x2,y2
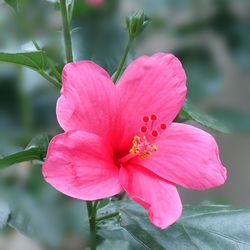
[
  {"x1": 97, "y1": 198, "x2": 112, "y2": 210},
  {"x1": 26, "y1": 134, "x2": 52, "y2": 159},
  {"x1": 208, "y1": 108, "x2": 250, "y2": 133},
  {"x1": 0, "y1": 201, "x2": 10, "y2": 229},
  {"x1": 117, "y1": 202, "x2": 250, "y2": 250},
  {"x1": 0, "y1": 134, "x2": 51, "y2": 169},
  {"x1": 0, "y1": 184, "x2": 88, "y2": 248},
  {"x1": 97, "y1": 240, "x2": 131, "y2": 250},
  {"x1": 97, "y1": 203, "x2": 155, "y2": 250},
  {"x1": 0, "y1": 51, "x2": 48, "y2": 71},
  {"x1": 0, "y1": 147, "x2": 42, "y2": 169},
  {"x1": 3, "y1": 187, "x2": 64, "y2": 248},
  {"x1": 180, "y1": 100, "x2": 230, "y2": 133},
  {"x1": 7, "y1": 189, "x2": 63, "y2": 247}
]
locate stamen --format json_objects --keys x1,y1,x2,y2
[
  {"x1": 160, "y1": 123, "x2": 167, "y2": 130},
  {"x1": 140, "y1": 126, "x2": 148, "y2": 133},
  {"x1": 150, "y1": 114, "x2": 158, "y2": 121},
  {"x1": 124, "y1": 114, "x2": 168, "y2": 162},
  {"x1": 129, "y1": 135, "x2": 158, "y2": 160},
  {"x1": 151, "y1": 130, "x2": 159, "y2": 137},
  {"x1": 130, "y1": 136, "x2": 140, "y2": 154},
  {"x1": 143, "y1": 116, "x2": 149, "y2": 123}
]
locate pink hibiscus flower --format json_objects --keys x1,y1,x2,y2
[
  {"x1": 42, "y1": 53, "x2": 227, "y2": 229},
  {"x1": 86, "y1": 0, "x2": 104, "y2": 6}
]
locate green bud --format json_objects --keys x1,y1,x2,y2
[{"x1": 126, "y1": 11, "x2": 150, "y2": 40}]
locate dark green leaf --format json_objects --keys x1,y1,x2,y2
[
  {"x1": 97, "y1": 239, "x2": 131, "y2": 250},
  {"x1": 7, "y1": 189, "x2": 63, "y2": 248},
  {"x1": 1, "y1": 185, "x2": 88, "y2": 248},
  {"x1": 180, "y1": 100, "x2": 229, "y2": 133},
  {"x1": 0, "y1": 134, "x2": 51, "y2": 169},
  {"x1": 0, "y1": 51, "x2": 48, "y2": 71},
  {"x1": 97, "y1": 203, "x2": 156, "y2": 250},
  {"x1": 208, "y1": 108, "x2": 250, "y2": 133},
  {"x1": 0, "y1": 147, "x2": 42, "y2": 169},
  {"x1": 117, "y1": 201, "x2": 250, "y2": 250},
  {"x1": 27, "y1": 134, "x2": 52, "y2": 159},
  {"x1": 97, "y1": 198, "x2": 112, "y2": 210}
]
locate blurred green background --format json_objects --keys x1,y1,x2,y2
[{"x1": 0, "y1": 0, "x2": 250, "y2": 249}]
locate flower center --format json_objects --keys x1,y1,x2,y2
[
  {"x1": 119, "y1": 114, "x2": 167, "y2": 163},
  {"x1": 130, "y1": 135, "x2": 158, "y2": 159}
]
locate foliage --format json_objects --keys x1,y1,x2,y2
[{"x1": 2, "y1": 188, "x2": 250, "y2": 250}]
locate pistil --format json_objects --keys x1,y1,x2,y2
[{"x1": 119, "y1": 114, "x2": 167, "y2": 163}]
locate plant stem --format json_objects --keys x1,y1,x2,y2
[
  {"x1": 13, "y1": 9, "x2": 62, "y2": 85},
  {"x1": 112, "y1": 38, "x2": 133, "y2": 83},
  {"x1": 38, "y1": 70, "x2": 61, "y2": 89},
  {"x1": 96, "y1": 211, "x2": 120, "y2": 222},
  {"x1": 31, "y1": 39, "x2": 61, "y2": 82},
  {"x1": 60, "y1": 0, "x2": 73, "y2": 63},
  {"x1": 68, "y1": 0, "x2": 75, "y2": 25},
  {"x1": 47, "y1": 59, "x2": 62, "y2": 82},
  {"x1": 86, "y1": 201, "x2": 97, "y2": 250}
]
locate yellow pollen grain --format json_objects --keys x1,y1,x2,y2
[
  {"x1": 151, "y1": 145, "x2": 158, "y2": 152},
  {"x1": 130, "y1": 135, "x2": 158, "y2": 159}
]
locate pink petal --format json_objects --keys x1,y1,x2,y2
[
  {"x1": 42, "y1": 130, "x2": 122, "y2": 200},
  {"x1": 116, "y1": 53, "x2": 187, "y2": 151},
  {"x1": 57, "y1": 61, "x2": 119, "y2": 144},
  {"x1": 119, "y1": 164, "x2": 182, "y2": 229},
  {"x1": 137, "y1": 123, "x2": 227, "y2": 190}
]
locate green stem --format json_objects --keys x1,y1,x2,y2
[
  {"x1": 60, "y1": 0, "x2": 74, "y2": 63},
  {"x1": 68, "y1": 0, "x2": 75, "y2": 25},
  {"x1": 96, "y1": 211, "x2": 120, "y2": 222},
  {"x1": 30, "y1": 39, "x2": 61, "y2": 83},
  {"x1": 34, "y1": 41, "x2": 61, "y2": 84},
  {"x1": 87, "y1": 201, "x2": 92, "y2": 216},
  {"x1": 38, "y1": 70, "x2": 61, "y2": 89},
  {"x1": 47, "y1": 59, "x2": 62, "y2": 82},
  {"x1": 86, "y1": 201, "x2": 97, "y2": 250},
  {"x1": 32, "y1": 37, "x2": 61, "y2": 82},
  {"x1": 92, "y1": 201, "x2": 99, "y2": 213},
  {"x1": 32, "y1": 39, "x2": 61, "y2": 82},
  {"x1": 113, "y1": 38, "x2": 133, "y2": 83},
  {"x1": 31, "y1": 39, "x2": 40, "y2": 51}
]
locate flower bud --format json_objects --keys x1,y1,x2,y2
[{"x1": 126, "y1": 11, "x2": 150, "y2": 40}]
